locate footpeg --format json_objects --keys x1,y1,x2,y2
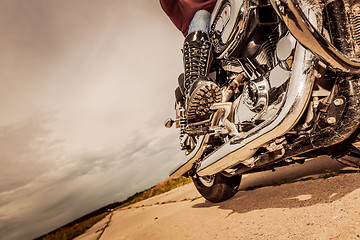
[{"x1": 210, "y1": 102, "x2": 239, "y2": 136}]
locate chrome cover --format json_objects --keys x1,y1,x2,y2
[
  {"x1": 242, "y1": 77, "x2": 270, "y2": 113},
  {"x1": 269, "y1": 0, "x2": 360, "y2": 73},
  {"x1": 210, "y1": 0, "x2": 248, "y2": 57}
]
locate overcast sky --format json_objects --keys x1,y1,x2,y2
[{"x1": 0, "y1": 1, "x2": 186, "y2": 239}]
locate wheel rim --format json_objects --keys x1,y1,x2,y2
[{"x1": 198, "y1": 175, "x2": 215, "y2": 187}]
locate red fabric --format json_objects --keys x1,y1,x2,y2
[{"x1": 160, "y1": 0, "x2": 217, "y2": 36}]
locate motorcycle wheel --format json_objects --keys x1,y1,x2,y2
[{"x1": 192, "y1": 172, "x2": 242, "y2": 203}]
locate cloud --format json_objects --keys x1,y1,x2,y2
[
  {"x1": 0, "y1": 113, "x2": 184, "y2": 240},
  {"x1": 0, "y1": 114, "x2": 57, "y2": 192},
  {"x1": 0, "y1": 0, "x2": 187, "y2": 239}
]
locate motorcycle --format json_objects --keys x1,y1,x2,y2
[{"x1": 165, "y1": 0, "x2": 360, "y2": 203}]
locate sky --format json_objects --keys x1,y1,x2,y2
[{"x1": 0, "y1": 1, "x2": 186, "y2": 239}]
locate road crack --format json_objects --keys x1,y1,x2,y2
[{"x1": 96, "y1": 212, "x2": 113, "y2": 240}]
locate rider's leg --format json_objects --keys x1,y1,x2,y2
[
  {"x1": 182, "y1": 10, "x2": 221, "y2": 122},
  {"x1": 188, "y1": 9, "x2": 211, "y2": 34}
]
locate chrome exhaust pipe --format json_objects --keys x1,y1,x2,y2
[{"x1": 269, "y1": 0, "x2": 360, "y2": 73}]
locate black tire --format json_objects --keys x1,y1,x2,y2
[{"x1": 192, "y1": 172, "x2": 242, "y2": 203}]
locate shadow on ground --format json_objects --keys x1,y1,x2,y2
[{"x1": 192, "y1": 156, "x2": 360, "y2": 214}]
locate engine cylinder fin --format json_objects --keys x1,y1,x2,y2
[{"x1": 349, "y1": 8, "x2": 360, "y2": 57}]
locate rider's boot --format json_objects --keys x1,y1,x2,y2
[{"x1": 182, "y1": 31, "x2": 222, "y2": 122}]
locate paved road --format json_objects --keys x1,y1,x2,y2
[{"x1": 78, "y1": 156, "x2": 360, "y2": 240}]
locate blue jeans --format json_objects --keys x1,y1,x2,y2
[{"x1": 188, "y1": 10, "x2": 212, "y2": 35}]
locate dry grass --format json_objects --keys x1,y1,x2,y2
[
  {"x1": 39, "y1": 213, "x2": 108, "y2": 240},
  {"x1": 122, "y1": 176, "x2": 192, "y2": 207},
  {"x1": 37, "y1": 176, "x2": 192, "y2": 240}
]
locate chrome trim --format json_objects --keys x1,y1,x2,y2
[
  {"x1": 197, "y1": 43, "x2": 315, "y2": 176},
  {"x1": 276, "y1": 33, "x2": 297, "y2": 61},
  {"x1": 243, "y1": 77, "x2": 269, "y2": 113},
  {"x1": 169, "y1": 111, "x2": 222, "y2": 178},
  {"x1": 269, "y1": 0, "x2": 360, "y2": 73},
  {"x1": 169, "y1": 135, "x2": 206, "y2": 178},
  {"x1": 210, "y1": 102, "x2": 239, "y2": 136}
]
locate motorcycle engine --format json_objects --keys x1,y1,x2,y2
[{"x1": 210, "y1": 0, "x2": 293, "y2": 126}]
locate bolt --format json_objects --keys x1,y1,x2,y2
[
  {"x1": 327, "y1": 117, "x2": 336, "y2": 124},
  {"x1": 334, "y1": 98, "x2": 344, "y2": 106}
]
